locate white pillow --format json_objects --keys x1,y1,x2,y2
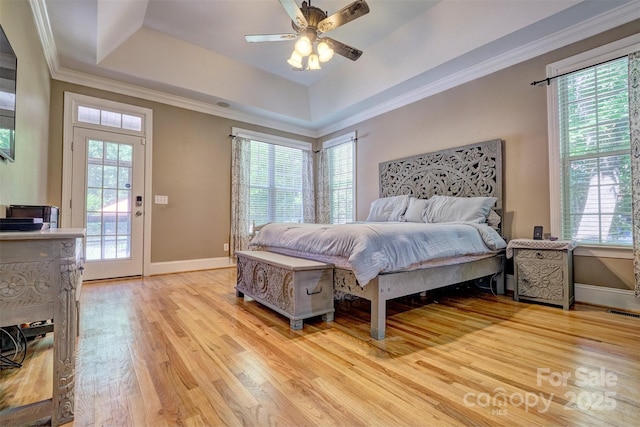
[
  {"x1": 365, "y1": 195, "x2": 410, "y2": 222},
  {"x1": 404, "y1": 197, "x2": 430, "y2": 223},
  {"x1": 425, "y1": 195, "x2": 497, "y2": 224}
]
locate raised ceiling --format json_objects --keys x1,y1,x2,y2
[{"x1": 35, "y1": 0, "x2": 640, "y2": 137}]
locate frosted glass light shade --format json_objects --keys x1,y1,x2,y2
[
  {"x1": 307, "y1": 54, "x2": 321, "y2": 70},
  {"x1": 287, "y1": 51, "x2": 303, "y2": 68},
  {"x1": 294, "y1": 36, "x2": 312, "y2": 56},
  {"x1": 317, "y1": 41, "x2": 334, "y2": 62}
]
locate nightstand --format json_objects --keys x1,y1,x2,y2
[{"x1": 506, "y1": 239, "x2": 577, "y2": 310}]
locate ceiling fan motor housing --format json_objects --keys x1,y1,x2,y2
[{"x1": 292, "y1": 1, "x2": 327, "y2": 34}]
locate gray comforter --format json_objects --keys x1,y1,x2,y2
[{"x1": 249, "y1": 222, "x2": 507, "y2": 286}]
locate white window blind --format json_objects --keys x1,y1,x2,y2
[
  {"x1": 248, "y1": 140, "x2": 305, "y2": 226},
  {"x1": 327, "y1": 140, "x2": 355, "y2": 224},
  {"x1": 557, "y1": 56, "x2": 631, "y2": 245}
]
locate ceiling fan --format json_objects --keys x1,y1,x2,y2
[{"x1": 245, "y1": 0, "x2": 370, "y2": 70}]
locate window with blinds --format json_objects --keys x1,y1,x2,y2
[
  {"x1": 557, "y1": 56, "x2": 631, "y2": 245},
  {"x1": 327, "y1": 140, "x2": 355, "y2": 224},
  {"x1": 248, "y1": 140, "x2": 304, "y2": 227}
]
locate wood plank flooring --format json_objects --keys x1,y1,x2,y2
[{"x1": 1, "y1": 267, "x2": 639, "y2": 426}]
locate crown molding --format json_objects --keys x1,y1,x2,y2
[
  {"x1": 29, "y1": 0, "x2": 316, "y2": 138},
  {"x1": 29, "y1": 0, "x2": 59, "y2": 73},
  {"x1": 29, "y1": 0, "x2": 640, "y2": 139},
  {"x1": 317, "y1": 1, "x2": 640, "y2": 136},
  {"x1": 50, "y1": 67, "x2": 317, "y2": 137}
]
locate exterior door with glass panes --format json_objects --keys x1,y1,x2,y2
[{"x1": 71, "y1": 127, "x2": 145, "y2": 280}]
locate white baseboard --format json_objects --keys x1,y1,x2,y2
[
  {"x1": 146, "y1": 266, "x2": 640, "y2": 311},
  {"x1": 506, "y1": 274, "x2": 640, "y2": 312},
  {"x1": 149, "y1": 257, "x2": 235, "y2": 276}
]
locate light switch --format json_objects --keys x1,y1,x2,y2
[{"x1": 155, "y1": 195, "x2": 169, "y2": 204}]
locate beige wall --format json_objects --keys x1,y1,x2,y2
[
  {"x1": 48, "y1": 81, "x2": 313, "y2": 262},
  {"x1": 7, "y1": 1, "x2": 637, "y2": 289},
  {"x1": 0, "y1": 0, "x2": 51, "y2": 213},
  {"x1": 322, "y1": 20, "x2": 640, "y2": 291}
]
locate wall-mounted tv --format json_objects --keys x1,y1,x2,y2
[{"x1": 0, "y1": 25, "x2": 17, "y2": 162}]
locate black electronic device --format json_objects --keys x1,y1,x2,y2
[
  {"x1": 0, "y1": 218, "x2": 44, "y2": 232},
  {"x1": 7, "y1": 205, "x2": 59, "y2": 228},
  {"x1": 533, "y1": 225, "x2": 543, "y2": 240}
]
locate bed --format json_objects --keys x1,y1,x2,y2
[{"x1": 247, "y1": 139, "x2": 506, "y2": 339}]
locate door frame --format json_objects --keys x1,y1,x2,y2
[{"x1": 62, "y1": 92, "x2": 153, "y2": 277}]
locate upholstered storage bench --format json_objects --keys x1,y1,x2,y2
[{"x1": 235, "y1": 250, "x2": 334, "y2": 330}]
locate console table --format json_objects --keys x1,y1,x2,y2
[{"x1": 0, "y1": 228, "x2": 85, "y2": 426}]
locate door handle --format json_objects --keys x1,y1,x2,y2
[{"x1": 135, "y1": 211, "x2": 143, "y2": 217}]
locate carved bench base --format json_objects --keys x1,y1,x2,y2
[{"x1": 235, "y1": 251, "x2": 334, "y2": 330}]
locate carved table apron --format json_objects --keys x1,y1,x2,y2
[{"x1": 0, "y1": 229, "x2": 85, "y2": 426}]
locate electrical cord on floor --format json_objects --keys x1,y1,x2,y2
[{"x1": 0, "y1": 326, "x2": 27, "y2": 369}]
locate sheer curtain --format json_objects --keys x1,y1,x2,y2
[
  {"x1": 231, "y1": 135, "x2": 316, "y2": 253},
  {"x1": 315, "y1": 148, "x2": 330, "y2": 223},
  {"x1": 230, "y1": 136, "x2": 251, "y2": 254},
  {"x1": 630, "y1": 51, "x2": 640, "y2": 296},
  {"x1": 302, "y1": 148, "x2": 316, "y2": 223}
]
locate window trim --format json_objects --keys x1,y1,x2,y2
[
  {"x1": 232, "y1": 127, "x2": 311, "y2": 227},
  {"x1": 547, "y1": 33, "x2": 640, "y2": 257},
  {"x1": 62, "y1": 92, "x2": 153, "y2": 274},
  {"x1": 323, "y1": 131, "x2": 357, "y2": 224},
  {"x1": 232, "y1": 127, "x2": 311, "y2": 151}
]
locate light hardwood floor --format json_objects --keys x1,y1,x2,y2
[{"x1": 1, "y1": 267, "x2": 639, "y2": 426}]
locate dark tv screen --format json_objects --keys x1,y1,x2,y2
[{"x1": 0, "y1": 24, "x2": 17, "y2": 162}]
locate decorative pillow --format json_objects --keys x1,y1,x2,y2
[
  {"x1": 404, "y1": 197, "x2": 430, "y2": 223},
  {"x1": 487, "y1": 209, "x2": 502, "y2": 230},
  {"x1": 424, "y1": 195, "x2": 497, "y2": 224},
  {"x1": 365, "y1": 195, "x2": 410, "y2": 222}
]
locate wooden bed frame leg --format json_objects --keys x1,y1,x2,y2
[{"x1": 370, "y1": 294, "x2": 386, "y2": 340}]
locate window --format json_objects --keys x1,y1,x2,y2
[
  {"x1": 230, "y1": 128, "x2": 313, "y2": 252},
  {"x1": 558, "y1": 57, "x2": 630, "y2": 245},
  {"x1": 249, "y1": 139, "x2": 306, "y2": 226},
  {"x1": 324, "y1": 133, "x2": 356, "y2": 224},
  {"x1": 548, "y1": 35, "x2": 640, "y2": 248},
  {"x1": 77, "y1": 105, "x2": 143, "y2": 132}
]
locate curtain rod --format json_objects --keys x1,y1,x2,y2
[
  {"x1": 530, "y1": 54, "x2": 627, "y2": 86},
  {"x1": 230, "y1": 134, "x2": 358, "y2": 146}
]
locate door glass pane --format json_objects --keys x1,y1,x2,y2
[
  {"x1": 85, "y1": 139, "x2": 134, "y2": 261},
  {"x1": 103, "y1": 166, "x2": 118, "y2": 188}
]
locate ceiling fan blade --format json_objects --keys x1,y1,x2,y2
[
  {"x1": 245, "y1": 33, "x2": 298, "y2": 43},
  {"x1": 278, "y1": 0, "x2": 308, "y2": 29},
  {"x1": 317, "y1": 0, "x2": 370, "y2": 34},
  {"x1": 323, "y1": 38, "x2": 363, "y2": 61}
]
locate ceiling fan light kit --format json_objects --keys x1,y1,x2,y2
[
  {"x1": 307, "y1": 53, "x2": 321, "y2": 70},
  {"x1": 294, "y1": 35, "x2": 313, "y2": 56},
  {"x1": 287, "y1": 51, "x2": 304, "y2": 68},
  {"x1": 245, "y1": 0, "x2": 370, "y2": 71},
  {"x1": 317, "y1": 41, "x2": 334, "y2": 62}
]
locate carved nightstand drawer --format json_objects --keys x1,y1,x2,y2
[{"x1": 513, "y1": 245, "x2": 574, "y2": 310}]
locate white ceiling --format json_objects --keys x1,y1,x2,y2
[{"x1": 36, "y1": 0, "x2": 640, "y2": 137}]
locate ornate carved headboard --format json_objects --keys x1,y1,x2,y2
[{"x1": 379, "y1": 139, "x2": 503, "y2": 211}]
